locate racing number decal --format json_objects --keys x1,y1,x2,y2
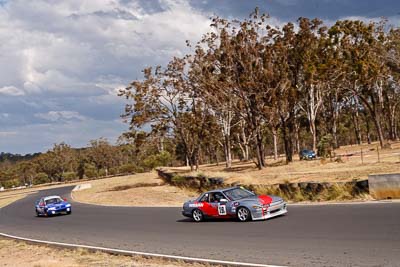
[{"x1": 218, "y1": 204, "x2": 227, "y2": 215}]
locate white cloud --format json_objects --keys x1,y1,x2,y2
[
  {"x1": 0, "y1": 0, "x2": 211, "y2": 153},
  {"x1": 0, "y1": 86, "x2": 25, "y2": 96},
  {"x1": 0, "y1": 0, "x2": 211, "y2": 96},
  {"x1": 34, "y1": 111, "x2": 87, "y2": 122},
  {"x1": 0, "y1": 131, "x2": 17, "y2": 137}
]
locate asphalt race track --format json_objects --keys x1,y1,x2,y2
[{"x1": 1, "y1": 186, "x2": 400, "y2": 267}]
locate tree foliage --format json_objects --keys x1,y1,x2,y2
[{"x1": 120, "y1": 9, "x2": 400, "y2": 170}]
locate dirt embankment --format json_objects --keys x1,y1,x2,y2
[{"x1": 72, "y1": 172, "x2": 197, "y2": 207}]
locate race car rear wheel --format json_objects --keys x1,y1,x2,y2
[
  {"x1": 67, "y1": 210, "x2": 71, "y2": 215},
  {"x1": 35, "y1": 209, "x2": 40, "y2": 217},
  {"x1": 237, "y1": 207, "x2": 251, "y2": 222},
  {"x1": 192, "y1": 209, "x2": 203, "y2": 222}
]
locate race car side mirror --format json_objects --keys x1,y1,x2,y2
[{"x1": 219, "y1": 199, "x2": 228, "y2": 203}]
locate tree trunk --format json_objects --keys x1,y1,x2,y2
[
  {"x1": 310, "y1": 120, "x2": 317, "y2": 152},
  {"x1": 272, "y1": 127, "x2": 278, "y2": 160},
  {"x1": 189, "y1": 155, "x2": 195, "y2": 171},
  {"x1": 241, "y1": 124, "x2": 250, "y2": 161},
  {"x1": 255, "y1": 128, "x2": 265, "y2": 169},
  {"x1": 352, "y1": 103, "x2": 362, "y2": 145},
  {"x1": 372, "y1": 112, "x2": 385, "y2": 148},
  {"x1": 215, "y1": 146, "x2": 219, "y2": 166},
  {"x1": 223, "y1": 134, "x2": 232, "y2": 168},
  {"x1": 363, "y1": 111, "x2": 372, "y2": 144},
  {"x1": 331, "y1": 91, "x2": 340, "y2": 149},
  {"x1": 281, "y1": 116, "x2": 293, "y2": 163},
  {"x1": 388, "y1": 106, "x2": 398, "y2": 141},
  {"x1": 294, "y1": 119, "x2": 300, "y2": 153},
  {"x1": 358, "y1": 91, "x2": 385, "y2": 148}
]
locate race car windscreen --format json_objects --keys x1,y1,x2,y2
[
  {"x1": 223, "y1": 188, "x2": 255, "y2": 201},
  {"x1": 45, "y1": 197, "x2": 64, "y2": 205}
]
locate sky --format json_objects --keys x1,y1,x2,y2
[{"x1": 0, "y1": 0, "x2": 399, "y2": 154}]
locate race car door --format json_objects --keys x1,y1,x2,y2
[
  {"x1": 197, "y1": 193, "x2": 218, "y2": 217},
  {"x1": 209, "y1": 192, "x2": 228, "y2": 217}
]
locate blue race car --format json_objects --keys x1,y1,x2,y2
[{"x1": 35, "y1": 195, "x2": 72, "y2": 217}]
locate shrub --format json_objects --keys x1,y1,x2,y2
[
  {"x1": 171, "y1": 175, "x2": 186, "y2": 185},
  {"x1": 3, "y1": 179, "x2": 19, "y2": 188},
  {"x1": 63, "y1": 172, "x2": 76, "y2": 181},
  {"x1": 317, "y1": 134, "x2": 334, "y2": 158},
  {"x1": 119, "y1": 164, "x2": 137, "y2": 174},
  {"x1": 108, "y1": 167, "x2": 119, "y2": 176},
  {"x1": 134, "y1": 166, "x2": 145, "y2": 173},
  {"x1": 84, "y1": 163, "x2": 97, "y2": 178},
  {"x1": 34, "y1": 172, "x2": 51, "y2": 185},
  {"x1": 98, "y1": 169, "x2": 106, "y2": 177},
  {"x1": 142, "y1": 151, "x2": 172, "y2": 170}
]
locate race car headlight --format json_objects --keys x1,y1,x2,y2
[
  {"x1": 252, "y1": 205, "x2": 263, "y2": 209},
  {"x1": 65, "y1": 204, "x2": 71, "y2": 207},
  {"x1": 47, "y1": 207, "x2": 56, "y2": 211}
]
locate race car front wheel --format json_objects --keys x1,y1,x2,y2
[
  {"x1": 192, "y1": 209, "x2": 203, "y2": 222},
  {"x1": 237, "y1": 207, "x2": 251, "y2": 222}
]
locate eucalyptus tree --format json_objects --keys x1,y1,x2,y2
[
  {"x1": 120, "y1": 57, "x2": 213, "y2": 171},
  {"x1": 384, "y1": 28, "x2": 400, "y2": 141},
  {"x1": 34, "y1": 143, "x2": 75, "y2": 182},
  {"x1": 16, "y1": 161, "x2": 38, "y2": 185},
  {"x1": 294, "y1": 18, "x2": 331, "y2": 152},
  {"x1": 189, "y1": 10, "x2": 278, "y2": 169},
  {"x1": 272, "y1": 22, "x2": 298, "y2": 163},
  {"x1": 189, "y1": 21, "x2": 237, "y2": 168},
  {"x1": 87, "y1": 138, "x2": 115, "y2": 176},
  {"x1": 330, "y1": 20, "x2": 389, "y2": 147}
]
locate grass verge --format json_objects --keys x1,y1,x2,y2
[
  {"x1": 0, "y1": 238, "x2": 218, "y2": 267},
  {"x1": 0, "y1": 194, "x2": 27, "y2": 209}
]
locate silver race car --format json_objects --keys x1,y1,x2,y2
[{"x1": 182, "y1": 186, "x2": 287, "y2": 222}]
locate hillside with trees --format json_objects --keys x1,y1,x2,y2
[{"x1": 0, "y1": 137, "x2": 172, "y2": 188}]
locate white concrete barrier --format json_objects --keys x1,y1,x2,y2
[
  {"x1": 72, "y1": 184, "x2": 92, "y2": 191},
  {"x1": 368, "y1": 173, "x2": 400, "y2": 199}
]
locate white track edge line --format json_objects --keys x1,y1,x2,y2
[{"x1": 0, "y1": 232, "x2": 286, "y2": 267}]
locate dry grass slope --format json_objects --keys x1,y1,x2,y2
[
  {"x1": 166, "y1": 141, "x2": 400, "y2": 185},
  {"x1": 72, "y1": 172, "x2": 197, "y2": 207},
  {"x1": 0, "y1": 238, "x2": 218, "y2": 267}
]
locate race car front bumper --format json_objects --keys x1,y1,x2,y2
[
  {"x1": 47, "y1": 207, "x2": 71, "y2": 215},
  {"x1": 252, "y1": 201, "x2": 287, "y2": 220}
]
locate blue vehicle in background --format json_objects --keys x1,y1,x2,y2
[
  {"x1": 299, "y1": 149, "x2": 317, "y2": 160},
  {"x1": 35, "y1": 195, "x2": 72, "y2": 217}
]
